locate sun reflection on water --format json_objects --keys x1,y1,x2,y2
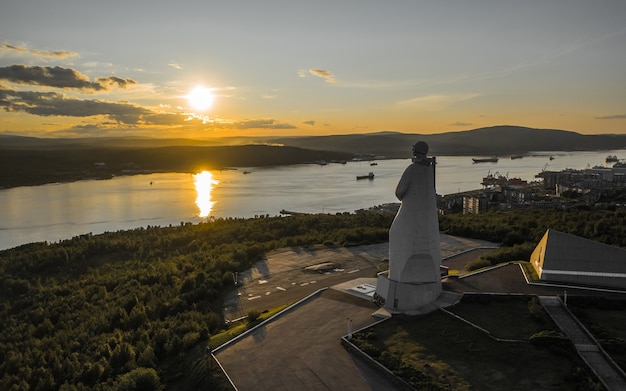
[{"x1": 193, "y1": 171, "x2": 218, "y2": 217}]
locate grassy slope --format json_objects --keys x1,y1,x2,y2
[{"x1": 352, "y1": 295, "x2": 604, "y2": 390}]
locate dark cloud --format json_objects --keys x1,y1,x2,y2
[
  {"x1": 0, "y1": 84, "x2": 300, "y2": 132},
  {"x1": 302, "y1": 120, "x2": 316, "y2": 126},
  {"x1": 0, "y1": 86, "x2": 153, "y2": 124},
  {"x1": 0, "y1": 65, "x2": 136, "y2": 91},
  {"x1": 234, "y1": 119, "x2": 297, "y2": 129},
  {"x1": 96, "y1": 76, "x2": 137, "y2": 90},
  {"x1": 595, "y1": 114, "x2": 626, "y2": 120},
  {"x1": 1, "y1": 43, "x2": 78, "y2": 59},
  {"x1": 142, "y1": 112, "x2": 189, "y2": 126},
  {"x1": 62, "y1": 124, "x2": 110, "y2": 135},
  {"x1": 449, "y1": 121, "x2": 472, "y2": 126}
]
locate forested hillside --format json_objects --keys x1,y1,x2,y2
[
  {"x1": 3, "y1": 125, "x2": 626, "y2": 188},
  {"x1": 272, "y1": 125, "x2": 626, "y2": 157},
  {"x1": 1, "y1": 207, "x2": 624, "y2": 389},
  {"x1": 0, "y1": 213, "x2": 392, "y2": 390},
  {"x1": 0, "y1": 144, "x2": 353, "y2": 188}
]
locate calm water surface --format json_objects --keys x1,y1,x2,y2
[{"x1": 1, "y1": 150, "x2": 623, "y2": 250}]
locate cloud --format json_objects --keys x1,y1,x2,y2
[
  {"x1": 96, "y1": 76, "x2": 137, "y2": 90},
  {"x1": 168, "y1": 63, "x2": 183, "y2": 70},
  {"x1": 0, "y1": 65, "x2": 137, "y2": 91},
  {"x1": 308, "y1": 69, "x2": 338, "y2": 83},
  {"x1": 142, "y1": 112, "x2": 191, "y2": 125},
  {"x1": 62, "y1": 123, "x2": 110, "y2": 135},
  {"x1": 0, "y1": 43, "x2": 78, "y2": 59},
  {"x1": 0, "y1": 87, "x2": 155, "y2": 124},
  {"x1": 396, "y1": 94, "x2": 479, "y2": 111},
  {"x1": 302, "y1": 120, "x2": 316, "y2": 126},
  {"x1": 449, "y1": 121, "x2": 472, "y2": 127},
  {"x1": 594, "y1": 114, "x2": 626, "y2": 120},
  {"x1": 234, "y1": 119, "x2": 296, "y2": 129}
]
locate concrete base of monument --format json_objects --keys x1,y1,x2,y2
[
  {"x1": 328, "y1": 276, "x2": 462, "y2": 318},
  {"x1": 374, "y1": 290, "x2": 463, "y2": 317},
  {"x1": 375, "y1": 274, "x2": 462, "y2": 316}
]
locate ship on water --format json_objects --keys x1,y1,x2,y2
[
  {"x1": 356, "y1": 172, "x2": 375, "y2": 180},
  {"x1": 472, "y1": 156, "x2": 498, "y2": 163}
]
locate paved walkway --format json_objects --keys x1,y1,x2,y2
[
  {"x1": 215, "y1": 238, "x2": 626, "y2": 390},
  {"x1": 215, "y1": 288, "x2": 401, "y2": 391},
  {"x1": 539, "y1": 296, "x2": 626, "y2": 391}
]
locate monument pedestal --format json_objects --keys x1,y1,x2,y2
[{"x1": 376, "y1": 272, "x2": 442, "y2": 315}]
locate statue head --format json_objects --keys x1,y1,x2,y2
[{"x1": 412, "y1": 141, "x2": 428, "y2": 158}]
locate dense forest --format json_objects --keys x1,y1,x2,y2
[
  {"x1": 1, "y1": 207, "x2": 624, "y2": 390},
  {"x1": 0, "y1": 144, "x2": 354, "y2": 188},
  {"x1": 440, "y1": 205, "x2": 626, "y2": 271}
]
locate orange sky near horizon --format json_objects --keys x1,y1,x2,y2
[{"x1": 1, "y1": 1, "x2": 625, "y2": 139}]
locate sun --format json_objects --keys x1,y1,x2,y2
[{"x1": 186, "y1": 86, "x2": 215, "y2": 112}]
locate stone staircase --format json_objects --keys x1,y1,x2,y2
[{"x1": 539, "y1": 296, "x2": 626, "y2": 391}]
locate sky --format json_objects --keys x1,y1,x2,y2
[{"x1": 1, "y1": 0, "x2": 625, "y2": 139}]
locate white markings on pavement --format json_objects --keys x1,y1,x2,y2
[
  {"x1": 276, "y1": 287, "x2": 286, "y2": 291},
  {"x1": 258, "y1": 279, "x2": 268, "y2": 284},
  {"x1": 348, "y1": 269, "x2": 360, "y2": 274},
  {"x1": 248, "y1": 295, "x2": 261, "y2": 300}
]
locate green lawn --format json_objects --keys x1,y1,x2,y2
[
  {"x1": 351, "y1": 295, "x2": 604, "y2": 391},
  {"x1": 209, "y1": 303, "x2": 291, "y2": 349},
  {"x1": 446, "y1": 295, "x2": 553, "y2": 340}
]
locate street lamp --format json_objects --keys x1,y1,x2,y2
[{"x1": 347, "y1": 318, "x2": 353, "y2": 339}]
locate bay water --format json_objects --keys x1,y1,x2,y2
[{"x1": 1, "y1": 149, "x2": 623, "y2": 250}]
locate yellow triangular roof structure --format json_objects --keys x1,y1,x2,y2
[{"x1": 530, "y1": 229, "x2": 626, "y2": 289}]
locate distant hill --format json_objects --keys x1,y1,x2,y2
[
  {"x1": 0, "y1": 143, "x2": 352, "y2": 188},
  {"x1": 271, "y1": 126, "x2": 626, "y2": 157},
  {"x1": 3, "y1": 125, "x2": 625, "y2": 157},
  {"x1": 2, "y1": 125, "x2": 626, "y2": 188}
]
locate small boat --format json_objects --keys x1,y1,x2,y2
[
  {"x1": 549, "y1": 156, "x2": 555, "y2": 160},
  {"x1": 606, "y1": 155, "x2": 619, "y2": 163},
  {"x1": 243, "y1": 170, "x2": 251, "y2": 174},
  {"x1": 510, "y1": 154, "x2": 523, "y2": 160},
  {"x1": 356, "y1": 172, "x2": 375, "y2": 180},
  {"x1": 370, "y1": 162, "x2": 378, "y2": 166},
  {"x1": 472, "y1": 156, "x2": 498, "y2": 163}
]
